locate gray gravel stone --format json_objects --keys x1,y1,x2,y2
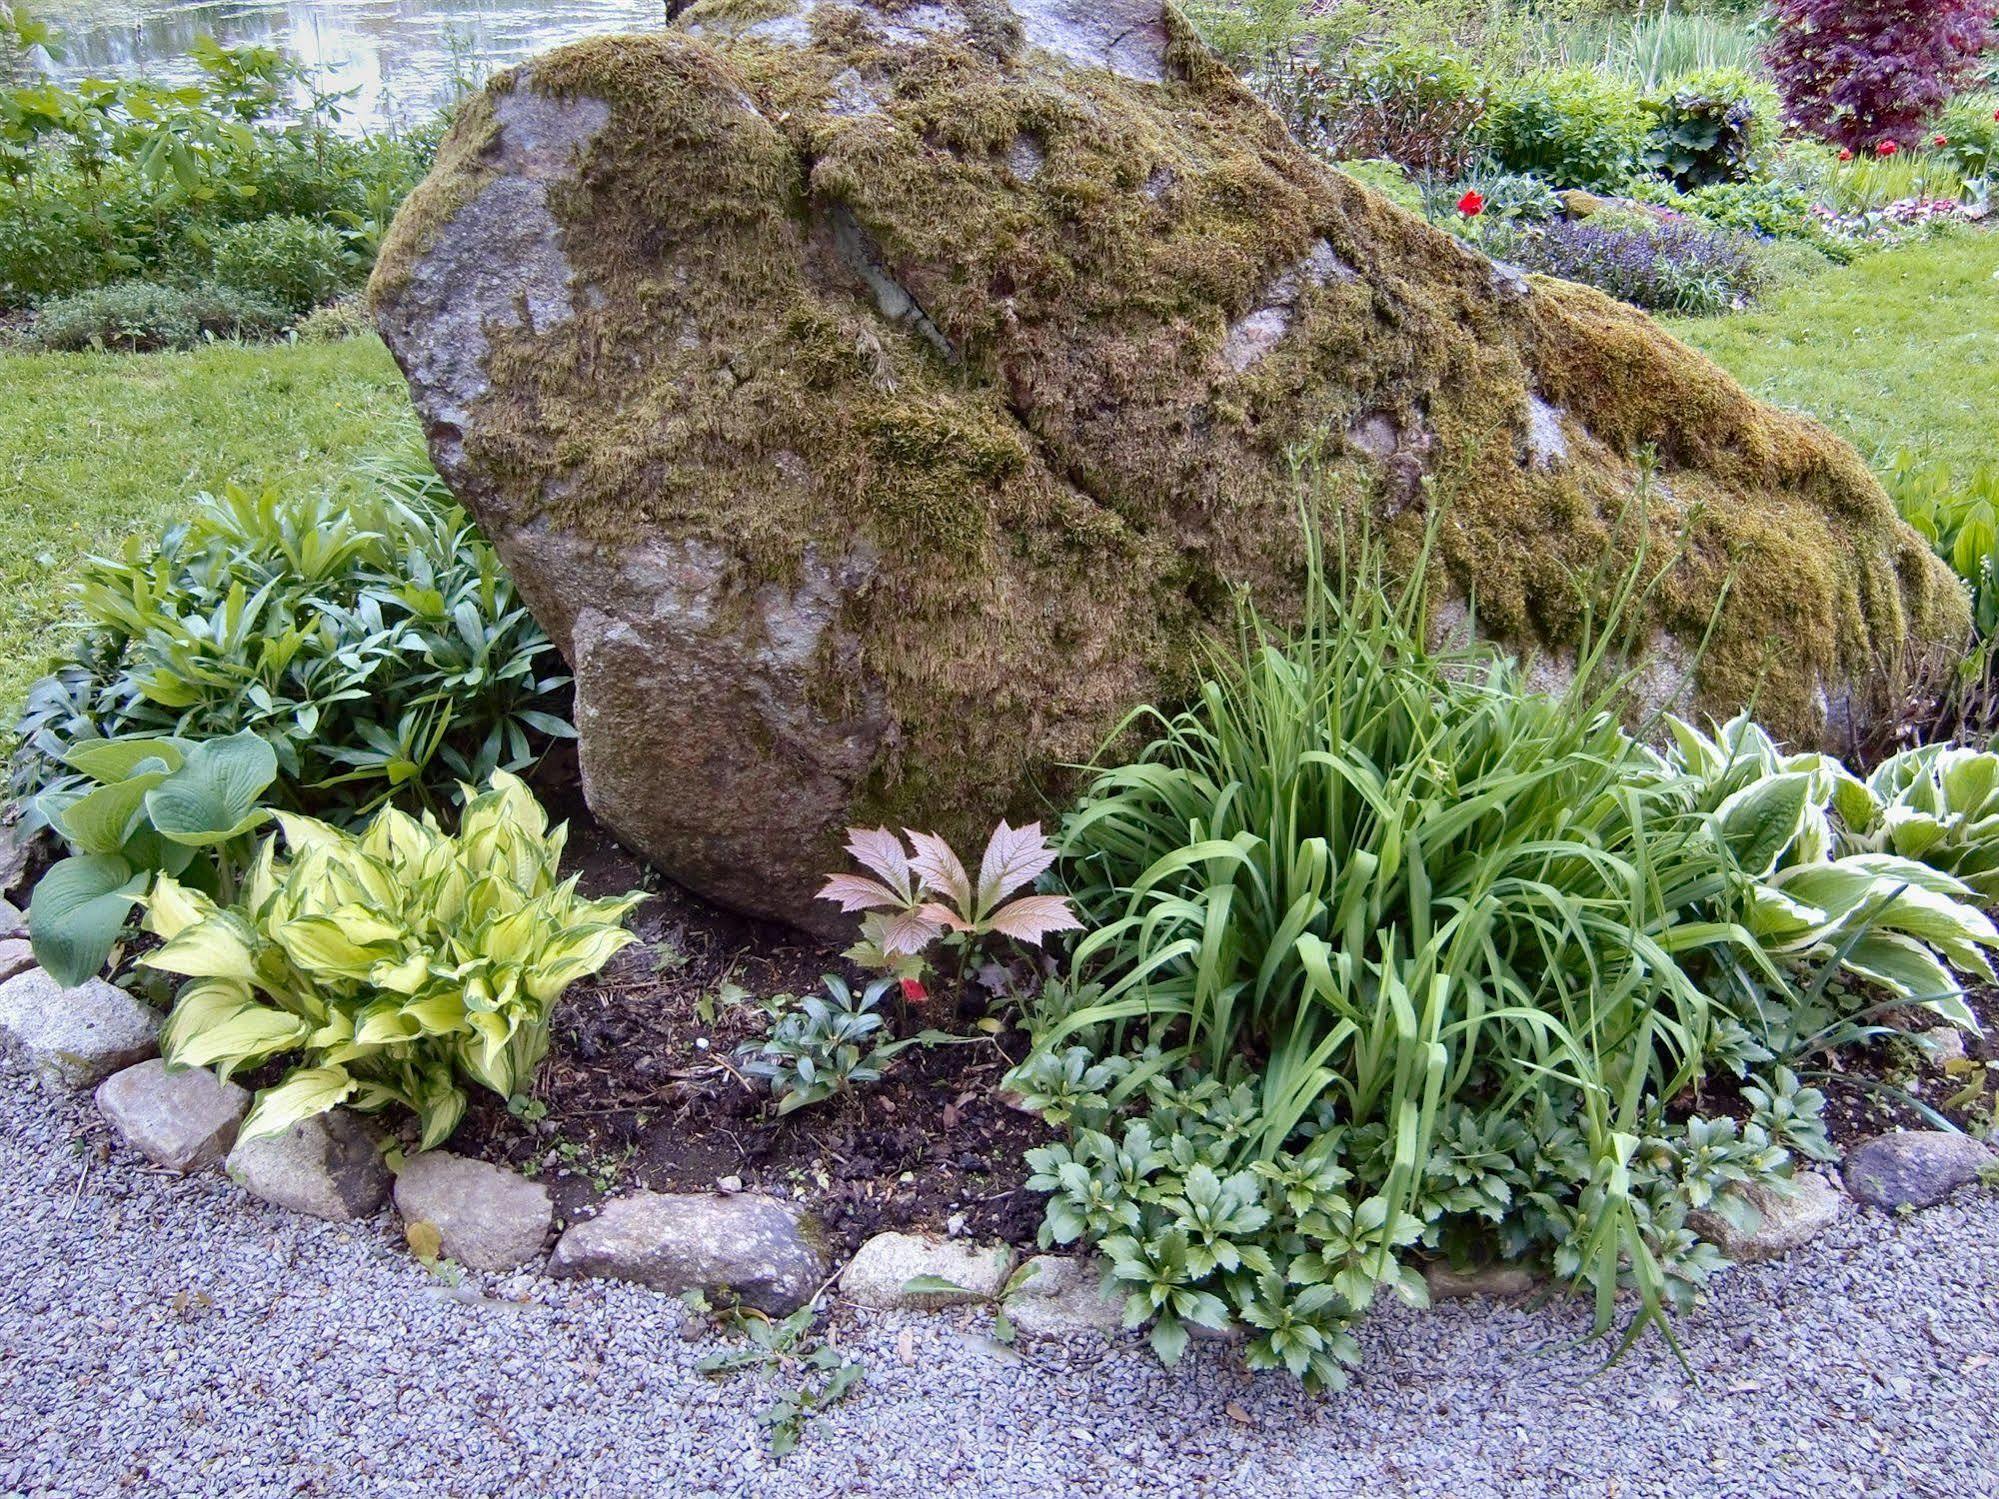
[
  {"x1": 1690, "y1": 1171, "x2": 1845, "y2": 1262},
  {"x1": 393, "y1": 1150, "x2": 552, "y2": 1271},
  {"x1": 2, "y1": 1050, "x2": 1998, "y2": 1495},
  {"x1": 0, "y1": 968, "x2": 158, "y2": 1086},
  {"x1": 0, "y1": 940, "x2": 33, "y2": 984},
  {"x1": 841, "y1": 1232, "x2": 1014, "y2": 1309},
  {"x1": 549, "y1": 1191, "x2": 823, "y2": 1313},
  {"x1": 225, "y1": 1110, "x2": 390, "y2": 1221},
  {"x1": 0, "y1": 898, "x2": 23, "y2": 939},
  {"x1": 1002, "y1": 1254, "x2": 1122, "y2": 1338},
  {"x1": 95, "y1": 1060, "x2": 247, "y2": 1173},
  {"x1": 1846, "y1": 1130, "x2": 1992, "y2": 1211}
]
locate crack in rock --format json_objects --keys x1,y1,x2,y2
[{"x1": 831, "y1": 204, "x2": 958, "y2": 363}]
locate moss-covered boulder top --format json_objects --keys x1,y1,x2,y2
[{"x1": 371, "y1": 0, "x2": 1966, "y2": 929}]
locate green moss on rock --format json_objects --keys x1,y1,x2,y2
[{"x1": 370, "y1": 1, "x2": 1967, "y2": 926}]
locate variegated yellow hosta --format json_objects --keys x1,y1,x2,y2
[{"x1": 143, "y1": 773, "x2": 640, "y2": 1148}]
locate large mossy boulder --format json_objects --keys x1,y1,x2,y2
[{"x1": 372, "y1": 0, "x2": 1966, "y2": 929}]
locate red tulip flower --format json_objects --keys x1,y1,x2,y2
[
  {"x1": 1876, "y1": 139, "x2": 1899, "y2": 157},
  {"x1": 1838, "y1": 148, "x2": 1853, "y2": 161},
  {"x1": 1934, "y1": 134, "x2": 1949, "y2": 147},
  {"x1": 899, "y1": 977, "x2": 927, "y2": 1004},
  {"x1": 1457, "y1": 190, "x2": 1485, "y2": 217}
]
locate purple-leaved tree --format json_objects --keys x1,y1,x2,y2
[{"x1": 1766, "y1": 0, "x2": 1998, "y2": 151}]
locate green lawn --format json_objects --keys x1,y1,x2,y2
[
  {"x1": 0, "y1": 335, "x2": 418, "y2": 710},
  {"x1": 1670, "y1": 230, "x2": 1999, "y2": 476}
]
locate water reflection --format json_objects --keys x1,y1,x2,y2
[{"x1": 36, "y1": 0, "x2": 665, "y2": 129}]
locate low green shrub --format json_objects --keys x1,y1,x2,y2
[
  {"x1": 292, "y1": 295, "x2": 375, "y2": 343},
  {"x1": 736, "y1": 974, "x2": 950, "y2": 1114},
  {"x1": 0, "y1": 37, "x2": 430, "y2": 307},
  {"x1": 1936, "y1": 93, "x2": 1999, "y2": 181},
  {"x1": 147, "y1": 772, "x2": 640, "y2": 1147},
  {"x1": 210, "y1": 213, "x2": 356, "y2": 314},
  {"x1": 27, "y1": 279, "x2": 290, "y2": 352},
  {"x1": 1479, "y1": 68, "x2": 1651, "y2": 190},
  {"x1": 1640, "y1": 69, "x2": 1777, "y2": 188},
  {"x1": 1333, "y1": 158, "x2": 1427, "y2": 216},
  {"x1": 9, "y1": 462, "x2": 575, "y2": 823}
]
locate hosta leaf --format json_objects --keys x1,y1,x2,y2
[
  {"x1": 1714, "y1": 773, "x2": 1810, "y2": 876},
  {"x1": 61, "y1": 736, "x2": 187, "y2": 781},
  {"x1": 27, "y1": 854, "x2": 148, "y2": 987},
  {"x1": 140, "y1": 911, "x2": 260, "y2": 981},
  {"x1": 1842, "y1": 932, "x2": 1959, "y2": 1005},
  {"x1": 239, "y1": 1065, "x2": 358, "y2": 1142},
  {"x1": 58, "y1": 773, "x2": 171, "y2": 856},
  {"x1": 146, "y1": 731, "x2": 278, "y2": 847},
  {"x1": 162, "y1": 982, "x2": 310, "y2": 1077}
]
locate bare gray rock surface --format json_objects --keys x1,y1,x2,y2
[
  {"x1": 1845, "y1": 1131, "x2": 1992, "y2": 1212},
  {"x1": 1689, "y1": 1171, "x2": 1845, "y2": 1262},
  {"x1": 0, "y1": 941, "x2": 33, "y2": 985},
  {"x1": 95, "y1": 1060, "x2": 247, "y2": 1173},
  {"x1": 393, "y1": 1150, "x2": 552, "y2": 1271},
  {"x1": 1002, "y1": 1254, "x2": 1123, "y2": 1338},
  {"x1": 225, "y1": 1110, "x2": 391, "y2": 1221},
  {"x1": 0, "y1": 968, "x2": 158, "y2": 1087},
  {"x1": 548, "y1": 1191, "x2": 824, "y2": 1314},
  {"x1": 840, "y1": 1232, "x2": 1014, "y2": 1308}
]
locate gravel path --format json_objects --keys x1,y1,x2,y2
[{"x1": 3, "y1": 1056, "x2": 1996, "y2": 1499}]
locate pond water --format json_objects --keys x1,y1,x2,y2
[{"x1": 34, "y1": 0, "x2": 667, "y2": 130}]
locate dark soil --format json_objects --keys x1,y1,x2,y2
[{"x1": 456, "y1": 803, "x2": 1052, "y2": 1256}]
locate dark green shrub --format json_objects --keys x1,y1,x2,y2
[
  {"x1": 0, "y1": 38, "x2": 432, "y2": 308},
  {"x1": 1315, "y1": 44, "x2": 1490, "y2": 175},
  {"x1": 1937, "y1": 93, "x2": 1999, "y2": 180},
  {"x1": 210, "y1": 214, "x2": 355, "y2": 313},
  {"x1": 9, "y1": 461, "x2": 575, "y2": 822},
  {"x1": 1480, "y1": 68, "x2": 1650, "y2": 190},
  {"x1": 28, "y1": 279, "x2": 291, "y2": 352},
  {"x1": 1641, "y1": 70, "x2": 1776, "y2": 188}
]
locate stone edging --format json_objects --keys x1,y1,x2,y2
[{"x1": 3, "y1": 958, "x2": 1992, "y2": 1340}]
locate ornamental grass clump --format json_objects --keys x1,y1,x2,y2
[
  {"x1": 144, "y1": 772, "x2": 640, "y2": 1148},
  {"x1": 1011, "y1": 514, "x2": 1994, "y2": 1385}
]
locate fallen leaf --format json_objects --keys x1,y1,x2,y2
[
  {"x1": 1225, "y1": 1402, "x2": 1254, "y2": 1426},
  {"x1": 406, "y1": 1220, "x2": 443, "y2": 1264},
  {"x1": 896, "y1": 1328, "x2": 915, "y2": 1366}
]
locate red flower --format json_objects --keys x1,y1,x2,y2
[
  {"x1": 1457, "y1": 190, "x2": 1485, "y2": 217},
  {"x1": 899, "y1": 977, "x2": 927, "y2": 1004},
  {"x1": 1838, "y1": 148, "x2": 1853, "y2": 161},
  {"x1": 1876, "y1": 139, "x2": 1899, "y2": 156},
  {"x1": 1935, "y1": 134, "x2": 1950, "y2": 147}
]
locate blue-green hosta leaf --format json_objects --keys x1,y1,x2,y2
[
  {"x1": 146, "y1": 731, "x2": 279, "y2": 847},
  {"x1": 1714, "y1": 773, "x2": 1810, "y2": 877},
  {"x1": 239, "y1": 1064, "x2": 359, "y2": 1142},
  {"x1": 54, "y1": 772, "x2": 171, "y2": 856},
  {"x1": 28, "y1": 854, "x2": 148, "y2": 987},
  {"x1": 61, "y1": 736, "x2": 187, "y2": 782}
]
